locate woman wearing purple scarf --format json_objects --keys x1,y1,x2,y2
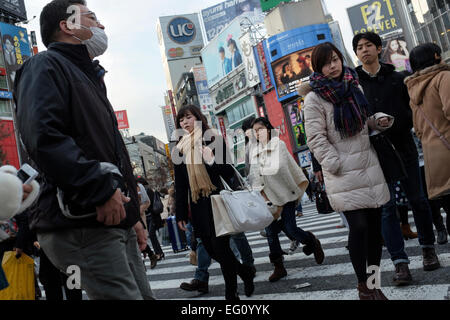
[{"x1": 299, "y1": 42, "x2": 394, "y2": 300}]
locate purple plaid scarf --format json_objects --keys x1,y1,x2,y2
[{"x1": 309, "y1": 67, "x2": 370, "y2": 139}]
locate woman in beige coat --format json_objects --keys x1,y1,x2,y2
[
  {"x1": 302, "y1": 42, "x2": 392, "y2": 300},
  {"x1": 248, "y1": 117, "x2": 325, "y2": 283},
  {"x1": 404, "y1": 43, "x2": 450, "y2": 201}
]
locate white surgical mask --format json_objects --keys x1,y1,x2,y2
[{"x1": 73, "y1": 25, "x2": 108, "y2": 58}]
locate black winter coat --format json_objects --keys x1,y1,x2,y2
[
  {"x1": 13, "y1": 43, "x2": 140, "y2": 232},
  {"x1": 356, "y1": 63, "x2": 418, "y2": 158},
  {"x1": 174, "y1": 135, "x2": 235, "y2": 238}
]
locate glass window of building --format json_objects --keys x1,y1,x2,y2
[
  {"x1": 428, "y1": 21, "x2": 440, "y2": 44},
  {"x1": 435, "y1": 16, "x2": 449, "y2": 51},
  {"x1": 427, "y1": 0, "x2": 439, "y2": 18},
  {"x1": 0, "y1": 76, "x2": 8, "y2": 90},
  {"x1": 435, "y1": 0, "x2": 447, "y2": 14},
  {"x1": 0, "y1": 100, "x2": 11, "y2": 117}
]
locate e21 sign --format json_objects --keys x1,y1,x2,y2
[{"x1": 347, "y1": 0, "x2": 402, "y2": 36}]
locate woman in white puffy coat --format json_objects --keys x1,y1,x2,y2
[
  {"x1": 248, "y1": 117, "x2": 325, "y2": 283},
  {"x1": 301, "y1": 43, "x2": 393, "y2": 300}
]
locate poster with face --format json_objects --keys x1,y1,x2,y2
[
  {"x1": 271, "y1": 47, "x2": 314, "y2": 99},
  {"x1": 0, "y1": 23, "x2": 31, "y2": 86},
  {"x1": 381, "y1": 35, "x2": 412, "y2": 73},
  {"x1": 285, "y1": 99, "x2": 307, "y2": 149}
]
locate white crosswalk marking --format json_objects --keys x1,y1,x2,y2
[{"x1": 36, "y1": 203, "x2": 450, "y2": 300}]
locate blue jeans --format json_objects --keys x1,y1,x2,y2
[
  {"x1": 382, "y1": 183, "x2": 410, "y2": 265},
  {"x1": 399, "y1": 153, "x2": 435, "y2": 247},
  {"x1": 296, "y1": 202, "x2": 303, "y2": 213},
  {"x1": 230, "y1": 233, "x2": 255, "y2": 268},
  {"x1": 266, "y1": 201, "x2": 314, "y2": 260},
  {"x1": 194, "y1": 238, "x2": 212, "y2": 283},
  {"x1": 185, "y1": 222, "x2": 193, "y2": 250}
]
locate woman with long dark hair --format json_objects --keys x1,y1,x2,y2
[
  {"x1": 174, "y1": 105, "x2": 255, "y2": 301},
  {"x1": 248, "y1": 117, "x2": 324, "y2": 282},
  {"x1": 300, "y1": 42, "x2": 393, "y2": 300}
]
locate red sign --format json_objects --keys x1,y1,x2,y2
[
  {"x1": 263, "y1": 90, "x2": 295, "y2": 156},
  {"x1": 218, "y1": 117, "x2": 227, "y2": 139},
  {"x1": 114, "y1": 110, "x2": 130, "y2": 130},
  {"x1": 0, "y1": 68, "x2": 6, "y2": 76},
  {"x1": 0, "y1": 120, "x2": 20, "y2": 168}
]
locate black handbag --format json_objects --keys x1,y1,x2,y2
[
  {"x1": 315, "y1": 183, "x2": 334, "y2": 214},
  {"x1": 369, "y1": 133, "x2": 407, "y2": 183},
  {"x1": 151, "y1": 191, "x2": 164, "y2": 215}
]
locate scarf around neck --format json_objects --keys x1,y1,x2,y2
[
  {"x1": 176, "y1": 126, "x2": 217, "y2": 204},
  {"x1": 309, "y1": 67, "x2": 370, "y2": 139}
]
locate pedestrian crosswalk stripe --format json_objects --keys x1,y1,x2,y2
[
  {"x1": 147, "y1": 253, "x2": 450, "y2": 290},
  {"x1": 145, "y1": 237, "x2": 429, "y2": 276},
  {"x1": 180, "y1": 284, "x2": 450, "y2": 301}
]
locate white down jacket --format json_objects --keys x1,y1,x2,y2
[{"x1": 301, "y1": 84, "x2": 392, "y2": 213}]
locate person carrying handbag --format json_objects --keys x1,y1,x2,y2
[
  {"x1": 248, "y1": 117, "x2": 325, "y2": 283},
  {"x1": 174, "y1": 105, "x2": 255, "y2": 301}
]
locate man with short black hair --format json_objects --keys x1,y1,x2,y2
[
  {"x1": 353, "y1": 32, "x2": 440, "y2": 281},
  {"x1": 14, "y1": 0, "x2": 154, "y2": 299}
]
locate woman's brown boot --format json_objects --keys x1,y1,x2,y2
[
  {"x1": 401, "y1": 223, "x2": 418, "y2": 240},
  {"x1": 269, "y1": 257, "x2": 287, "y2": 282},
  {"x1": 357, "y1": 282, "x2": 378, "y2": 300}
]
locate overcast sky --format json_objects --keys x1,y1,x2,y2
[{"x1": 22, "y1": 0, "x2": 365, "y2": 143}]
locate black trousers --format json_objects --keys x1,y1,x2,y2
[
  {"x1": 344, "y1": 208, "x2": 383, "y2": 284},
  {"x1": 200, "y1": 234, "x2": 250, "y2": 300},
  {"x1": 38, "y1": 249, "x2": 82, "y2": 300}
]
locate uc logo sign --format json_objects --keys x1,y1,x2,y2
[{"x1": 167, "y1": 17, "x2": 196, "y2": 44}]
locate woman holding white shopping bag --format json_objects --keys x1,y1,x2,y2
[
  {"x1": 248, "y1": 117, "x2": 325, "y2": 283},
  {"x1": 173, "y1": 105, "x2": 256, "y2": 301}
]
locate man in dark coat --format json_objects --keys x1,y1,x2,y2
[
  {"x1": 13, "y1": 0, "x2": 153, "y2": 299},
  {"x1": 353, "y1": 32, "x2": 440, "y2": 282}
]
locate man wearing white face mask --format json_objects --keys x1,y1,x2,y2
[{"x1": 13, "y1": 0, "x2": 154, "y2": 300}]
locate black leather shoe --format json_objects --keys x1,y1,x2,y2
[{"x1": 180, "y1": 279, "x2": 209, "y2": 293}]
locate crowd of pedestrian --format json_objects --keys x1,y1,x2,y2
[{"x1": 1, "y1": 0, "x2": 449, "y2": 301}]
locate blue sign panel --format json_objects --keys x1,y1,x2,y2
[
  {"x1": 265, "y1": 24, "x2": 332, "y2": 102},
  {"x1": 167, "y1": 17, "x2": 196, "y2": 45},
  {"x1": 0, "y1": 91, "x2": 13, "y2": 99}
]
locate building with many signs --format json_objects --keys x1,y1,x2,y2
[{"x1": 0, "y1": 8, "x2": 31, "y2": 168}]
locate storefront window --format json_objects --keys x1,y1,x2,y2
[
  {"x1": 416, "y1": 28, "x2": 426, "y2": 43},
  {"x1": 411, "y1": 0, "x2": 429, "y2": 27},
  {"x1": 435, "y1": 0, "x2": 448, "y2": 14},
  {"x1": 0, "y1": 100, "x2": 11, "y2": 117},
  {"x1": 0, "y1": 76, "x2": 8, "y2": 90},
  {"x1": 427, "y1": 0, "x2": 439, "y2": 18},
  {"x1": 422, "y1": 26, "x2": 432, "y2": 42},
  {"x1": 435, "y1": 16, "x2": 449, "y2": 51},
  {"x1": 443, "y1": 12, "x2": 450, "y2": 33},
  {"x1": 428, "y1": 21, "x2": 440, "y2": 44}
]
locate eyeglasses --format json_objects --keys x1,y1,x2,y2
[{"x1": 81, "y1": 11, "x2": 101, "y2": 25}]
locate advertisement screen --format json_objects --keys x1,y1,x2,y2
[
  {"x1": 381, "y1": 35, "x2": 412, "y2": 73},
  {"x1": 0, "y1": 22, "x2": 31, "y2": 86},
  {"x1": 347, "y1": 0, "x2": 402, "y2": 36},
  {"x1": 271, "y1": 47, "x2": 314, "y2": 100},
  {"x1": 260, "y1": 0, "x2": 292, "y2": 12},
  {"x1": 284, "y1": 99, "x2": 307, "y2": 150},
  {"x1": 201, "y1": 17, "x2": 244, "y2": 88},
  {"x1": 201, "y1": 0, "x2": 263, "y2": 42}
]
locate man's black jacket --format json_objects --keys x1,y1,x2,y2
[
  {"x1": 356, "y1": 63, "x2": 417, "y2": 158},
  {"x1": 13, "y1": 42, "x2": 140, "y2": 232}
]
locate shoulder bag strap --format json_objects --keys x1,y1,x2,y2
[{"x1": 417, "y1": 107, "x2": 450, "y2": 150}]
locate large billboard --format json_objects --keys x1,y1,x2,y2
[
  {"x1": 265, "y1": 24, "x2": 332, "y2": 102},
  {"x1": 271, "y1": 47, "x2": 314, "y2": 100},
  {"x1": 157, "y1": 14, "x2": 204, "y2": 61},
  {"x1": 192, "y1": 66, "x2": 214, "y2": 113},
  {"x1": 0, "y1": 22, "x2": 31, "y2": 86},
  {"x1": 201, "y1": 0, "x2": 263, "y2": 42},
  {"x1": 347, "y1": 0, "x2": 402, "y2": 37},
  {"x1": 161, "y1": 105, "x2": 177, "y2": 142},
  {"x1": 240, "y1": 32, "x2": 260, "y2": 88},
  {"x1": 381, "y1": 34, "x2": 412, "y2": 73},
  {"x1": 254, "y1": 40, "x2": 273, "y2": 92},
  {"x1": 201, "y1": 17, "x2": 245, "y2": 88},
  {"x1": 0, "y1": 0, "x2": 27, "y2": 21}
]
